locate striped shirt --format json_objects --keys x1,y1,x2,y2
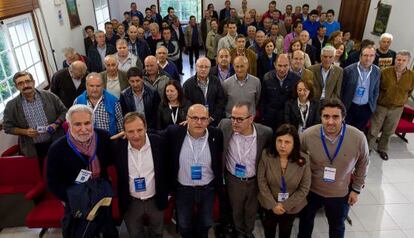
[
  {"x1": 178, "y1": 130, "x2": 214, "y2": 186},
  {"x1": 226, "y1": 127, "x2": 257, "y2": 177}
]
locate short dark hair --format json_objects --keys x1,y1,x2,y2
[
  {"x1": 360, "y1": 39, "x2": 375, "y2": 49},
  {"x1": 162, "y1": 27, "x2": 171, "y2": 34},
  {"x1": 292, "y1": 79, "x2": 315, "y2": 100},
  {"x1": 293, "y1": 20, "x2": 303, "y2": 30},
  {"x1": 210, "y1": 18, "x2": 218, "y2": 25},
  {"x1": 310, "y1": 9, "x2": 319, "y2": 16},
  {"x1": 145, "y1": 7, "x2": 151, "y2": 12},
  {"x1": 150, "y1": 4, "x2": 156, "y2": 8},
  {"x1": 261, "y1": 38, "x2": 275, "y2": 52},
  {"x1": 235, "y1": 34, "x2": 246, "y2": 41},
  {"x1": 190, "y1": 15, "x2": 196, "y2": 21},
  {"x1": 13, "y1": 71, "x2": 34, "y2": 84},
  {"x1": 123, "y1": 11, "x2": 130, "y2": 16},
  {"x1": 84, "y1": 25, "x2": 94, "y2": 32},
  {"x1": 123, "y1": 112, "x2": 147, "y2": 128},
  {"x1": 162, "y1": 80, "x2": 184, "y2": 106},
  {"x1": 126, "y1": 67, "x2": 144, "y2": 79},
  {"x1": 317, "y1": 25, "x2": 326, "y2": 31},
  {"x1": 233, "y1": 101, "x2": 254, "y2": 115},
  {"x1": 289, "y1": 38, "x2": 303, "y2": 53},
  {"x1": 168, "y1": 7, "x2": 174, "y2": 13},
  {"x1": 227, "y1": 19, "x2": 237, "y2": 26},
  {"x1": 302, "y1": 4, "x2": 309, "y2": 8},
  {"x1": 104, "y1": 21, "x2": 112, "y2": 27},
  {"x1": 327, "y1": 9, "x2": 335, "y2": 15},
  {"x1": 267, "y1": 124, "x2": 305, "y2": 166},
  {"x1": 320, "y1": 98, "x2": 346, "y2": 118}
]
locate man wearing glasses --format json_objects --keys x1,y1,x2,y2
[
  {"x1": 218, "y1": 102, "x2": 272, "y2": 237},
  {"x1": 164, "y1": 104, "x2": 223, "y2": 238},
  {"x1": 183, "y1": 57, "x2": 226, "y2": 126}
]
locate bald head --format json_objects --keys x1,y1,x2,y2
[
  {"x1": 104, "y1": 55, "x2": 118, "y2": 76},
  {"x1": 69, "y1": 61, "x2": 87, "y2": 79},
  {"x1": 275, "y1": 54, "x2": 290, "y2": 79},
  {"x1": 144, "y1": 56, "x2": 158, "y2": 75}
]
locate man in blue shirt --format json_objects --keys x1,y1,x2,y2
[
  {"x1": 303, "y1": 10, "x2": 320, "y2": 39},
  {"x1": 323, "y1": 9, "x2": 341, "y2": 37}
]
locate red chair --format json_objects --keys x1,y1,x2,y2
[
  {"x1": 24, "y1": 157, "x2": 64, "y2": 238},
  {"x1": 395, "y1": 105, "x2": 414, "y2": 142},
  {"x1": 1, "y1": 144, "x2": 20, "y2": 157},
  {"x1": 0, "y1": 156, "x2": 41, "y2": 195}
]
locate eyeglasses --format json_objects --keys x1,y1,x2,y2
[
  {"x1": 230, "y1": 115, "x2": 251, "y2": 123},
  {"x1": 188, "y1": 116, "x2": 210, "y2": 122}
]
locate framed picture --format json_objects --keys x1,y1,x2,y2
[
  {"x1": 372, "y1": 3, "x2": 392, "y2": 36},
  {"x1": 66, "y1": 0, "x2": 81, "y2": 29}
]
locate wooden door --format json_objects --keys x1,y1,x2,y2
[{"x1": 338, "y1": 0, "x2": 371, "y2": 41}]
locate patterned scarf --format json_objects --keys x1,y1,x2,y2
[{"x1": 68, "y1": 131, "x2": 101, "y2": 178}]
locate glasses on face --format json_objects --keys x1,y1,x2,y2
[
  {"x1": 188, "y1": 116, "x2": 209, "y2": 122},
  {"x1": 230, "y1": 115, "x2": 251, "y2": 123}
]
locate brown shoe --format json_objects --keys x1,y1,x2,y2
[{"x1": 378, "y1": 151, "x2": 389, "y2": 160}]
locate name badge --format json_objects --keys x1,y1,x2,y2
[
  {"x1": 75, "y1": 169, "x2": 92, "y2": 184},
  {"x1": 323, "y1": 167, "x2": 336, "y2": 182},
  {"x1": 37, "y1": 126, "x2": 48, "y2": 134},
  {"x1": 235, "y1": 163, "x2": 246, "y2": 178},
  {"x1": 278, "y1": 192, "x2": 289, "y2": 202},
  {"x1": 134, "y1": 177, "x2": 146, "y2": 192},
  {"x1": 191, "y1": 165, "x2": 202, "y2": 180},
  {"x1": 356, "y1": 87, "x2": 365, "y2": 97}
]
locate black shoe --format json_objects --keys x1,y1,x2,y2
[{"x1": 378, "y1": 150, "x2": 389, "y2": 160}]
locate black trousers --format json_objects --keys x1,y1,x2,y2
[
  {"x1": 188, "y1": 45, "x2": 200, "y2": 67},
  {"x1": 345, "y1": 103, "x2": 372, "y2": 131},
  {"x1": 262, "y1": 209, "x2": 296, "y2": 238},
  {"x1": 34, "y1": 141, "x2": 52, "y2": 172}
]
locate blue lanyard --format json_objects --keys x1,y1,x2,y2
[
  {"x1": 281, "y1": 175, "x2": 287, "y2": 193},
  {"x1": 320, "y1": 124, "x2": 346, "y2": 164},
  {"x1": 66, "y1": 132, "x2": 98, "y2": 165}
]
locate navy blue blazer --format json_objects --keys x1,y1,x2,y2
[
  {"x1": 164, "y1": 125, "x2": 223, "y2": 191},
  {"x1": 341, "y1": 62, "x2": 380, "y2": 112},
  {"x1": 113, "y1": 133, "x2": 169, "y2": 216}
]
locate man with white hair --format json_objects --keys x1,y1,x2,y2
[
  {"x1": 375, "y1": 32, "x2": 397, "y2": 69},
  {"x1": 87, "y1": 30, "x2": 117, "y2": 73},
  {"x1": 156, "y1": 46, "x2": 180, "y2": 81},
  {"x1": 51, "y1": 60, "x2": 87, "y2": 108},
  {"x1": 101, "y1": 55, "x2": 129, "y2": 98},
  {"x1": 47, "y1": 104, "x2": 119, "y2": 238},
  {"x1": 183, "y1": 57, "x2": 226, "y2": 126},
  {"x1": 74, "y1": 72, "x2": 123, "y2": 136}
]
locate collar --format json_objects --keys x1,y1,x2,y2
[
  {"x1": 187, "y1": 129, "x2": 208, "y2": 141},
  {"x1": 158, "y1": 60, "x2": 168, "y2": 68},
  {"x1": 22, "y1": 90, "x2": 38, "y2": 102},
  {"x1": 235, "y1": 74, "x2": 248, "y2": 82},
  {"x1": 234, "y1": 124, "x2": 257, "y2": 138},
  {"x1": 357, "y1": 62, "x2": 372, "y2": 72},
  {"x1": 128, "y1": 134, "x2": 151, "y2": 152},
  {"x1": 197, "y1": 76, "x2": 209, "y2": 86},
  {"x1": 322, "y1": 124, "x2": 344, "y2": 143}
]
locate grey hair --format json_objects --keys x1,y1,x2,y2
[
  {"x1": 321, "y1": 45, "x2": 336, "y2": 56},
  {"x1": 86, "y1": 72, "x2": 103, "y2": 83},
  {"x1": 195, "y1": 57, "x2": 211, "y2": 67},
  {"x1": 94, "y1": 30, "x2": 105, "y2": 36},
  {"x1": 116, "y1": 38, "x2": 128, "y2": 46},
  {"x1": 156, "y1": 45, "x2": 168, "y2": 53},
  {"x1": 247, "y1": 25, "x2": 256, "y2": 32},
  {"x1": 104, "y1": 54, "x2": 118, "y2": 64},
  {"x1": 396, "y1": 50, "x2": 412, "y2": 59},
  {"x1": 66, "y1": 104, "x2": 94, "y2": 126},
  {"x1": 233, "y1": 101, "x2": 255, "y2": 115},
  {"x1": 380, "y1": 33, "x2": 393, "y2": 41}
]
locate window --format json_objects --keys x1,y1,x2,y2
[
  {"x1": 160, "y1": 0, "x2": 202, "y2": 23},
  {"x1": 0, "y1": 13, "x2": 46, "y2": 117},
  {"x1": 93, "y1": 0, "x2": 111, "y2": 31}
]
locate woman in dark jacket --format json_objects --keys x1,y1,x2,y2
[
  {"x1": 284, "y1": 79, "x2": 320, "y2": 133},
  {"x1": 257, "y1": 38, "x2": 277, "y2": 82},
  {"x1": 157, "y1": 80, "x2": 191, "y2": 129}
]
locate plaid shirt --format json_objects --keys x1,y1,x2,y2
[
  {"x1": 87, "y1": 96, "x2": 123, "y2": 134},
  {"x1": 21, "y1": 92, "x2": 50, "y2": 143}
]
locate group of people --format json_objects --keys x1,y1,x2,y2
[{"x1": 2, "y1": 1, "x2": 414, "y2": 238}]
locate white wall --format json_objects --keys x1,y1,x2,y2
[
  {"x1": 318, "y1": 0, "x2": 341, "y2": 20},
  {"x1": 363, "y1": 0, "x2": 414, "y2": 55},
  {"x1": 36, "y1": 0, "x2": 97, "y2": 72}
]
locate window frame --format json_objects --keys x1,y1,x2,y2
[
  {"x1": 0, "y1": 12, "x2": 48, "y2": 118},
  {"x1": 157, "y1": 0, "x2": 203, "y2": 24},
  {"x1": 92, "y1": 0, "x2": 112, "y2": 31}
]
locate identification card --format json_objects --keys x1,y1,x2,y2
[
  {"x1": 75, "y1": 169, "x2": 92, "y2": 184},
  {"x1": 191, "y1": 165, "x2": 202, "y2": 180},
  {"x1": 134, "y1": 177, "x2": 146, "y2": 192},
  {"x1": 278, "y1": 192, "x2": 289, "y2": 202},
  {"x1": 356, "y1": 87, "x2": 365, "y2": 97},
  {"x1": 235, "y1": 163, "x2": 246, "y2": 178},
  {"x1": 37, "y1": 126, "x2": 48, "y2": 133},
  {"x1": 323, "y1": 167, "x2": 336, "y2": 182}
]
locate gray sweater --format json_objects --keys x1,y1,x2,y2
[{"x1": 222, "y1": 74, "x2": 261, "y2": 117}]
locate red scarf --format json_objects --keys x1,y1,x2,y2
[{"x1": 69, "y1": 132, "x2": 101, "y2": 178}]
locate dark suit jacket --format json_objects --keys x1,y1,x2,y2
[
  {"x1": 219, "y1": 8, "x2": 230, "y2": 23},
  {"x1": 119, "y1": 85, "x2": 160, "y2": 129},
  {"x1": 305, "y1": 44, "x2": 317, "y2": 65},
  {"x1": 284, "y1": 99, "x2": 321, "y2": 130},
  {"x1": 127, "y1": 38, "x2": 151, "y2": 63},
  {"x1": 51, "y1": 68, "x2": 86, "y2": 109},
  {"x1": 308, "y1": 64, "x2": 343, "y2": 100},
  {"x1": 101, "y1": 70, "x2": 129, "y2": 92},
  {"x1": 87, "y1": 44, "x2": 117, "y2": 73},
  {"x1": 261, "y1": 71, "x2": 300, "y2": 129},
  {"x1": 311, "y1": 35, "x2": 327, "y2": 63},
  {"x1": 209, "y1": 65, "x2": 235, "y2": 82},
  {"x1": 341, "y1": 62, "x2": 381, "y2": 112},
  {"x1": 156, "y1": 100, "x2": 191, "y2": 130},
  {"x1": 183, "y1": 74, "x2": 226, "y2": 125},
  {"x1": 164, "y1": 125, "x2": 223, "y2": 190},
  {"x1": 113, "y1": 134, "x2": 169, "y2": 216},
  {"x1": 257, "y1": 53, "x2": 277, "y2": 82},
  {"x1": 218, "y1": 119, "x2": 273, "y2": 172}
]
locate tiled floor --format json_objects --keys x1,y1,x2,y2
[{"x1": 2, "y1": 53, "x2": 414, "y2": 237}]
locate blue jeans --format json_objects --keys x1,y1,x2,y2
[
  {"x1": 175, "y1": 183, "x2": 215, "y2": 238},
  {"x1": 298, "y1": 191, "x2": 350, "y2": 238}
]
